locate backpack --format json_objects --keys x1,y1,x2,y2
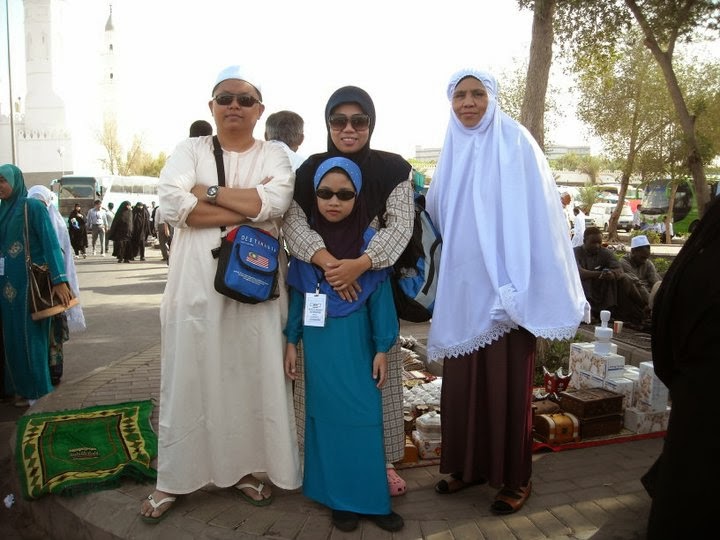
[{"x1": 391, "y1": 192, "x2": 442, "y2": 322}]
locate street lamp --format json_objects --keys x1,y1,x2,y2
[
  {"x1": 57, "y1": 146, "x2": 64, "y2": 177},
  {"x1": 5, "y1": 0, "x2": 16, "y2": 164}
]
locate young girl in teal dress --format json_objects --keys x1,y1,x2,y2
[{"x1": 284, "y1": 157, "x2": 404, "y2": 533}]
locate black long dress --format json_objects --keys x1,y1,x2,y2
[
  {"x1": 130, "y1": 203, "x2": 151, "y2": 260},
  {"x1": 67, "y1": 209, "x2": 88, "y2": 256},
  {"x1": 645, "y1": 197, "x2": 720, "y2": 539},
  {"x1": 108, "y1": 201, "x2": 134, "y2": 263}
]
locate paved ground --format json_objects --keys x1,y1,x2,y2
[{"x1": 0, "y1": 249, "x2": 664, "y2": 539}]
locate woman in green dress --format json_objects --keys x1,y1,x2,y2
[{"x1": 0, "y1": 164, "x2": 72, "y2": 406}]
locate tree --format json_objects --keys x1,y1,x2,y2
[
  {"x1": 97, "y1": 119, "x2": 166, "y2": 176},
  {"x1": 98, "y1": 118, "x2": 123, "y2": 175},
  {"x1": 575, "y1": 31, "x2": 674, "y2": 239},
  {"x1": 555, "y1": 0, "x2": 720, "y2": 218},
  {"x1": 520, "y1": 0, "x2": 556, "y2": 149}
]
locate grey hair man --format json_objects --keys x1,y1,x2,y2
[{"x1": 264, "y1": 110, "x2": 305, "y2": 171}]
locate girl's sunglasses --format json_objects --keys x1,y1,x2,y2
[{"x1": 316, "y1": 188, "x2": 357, "y2": 201}]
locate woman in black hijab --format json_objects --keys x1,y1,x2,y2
[
  {"x1": 68, "y1": 203, "x2": 88, "y2": 258},
  {"x1": 645, "y1": 197, "x2": 720, "y2": 539},
  {"x1": 131, "y1": 202, "x2": 151, "y2": 261},
  {"x1": 283, "y1": 86, "x2": 414, "y2": 497},
  {"x1": 108, "y1": 200, "x2": 134, "y2": 263}
]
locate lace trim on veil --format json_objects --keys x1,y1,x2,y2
[{"x1": 428, "y1": 322, "x2": 516, "y2": 362}]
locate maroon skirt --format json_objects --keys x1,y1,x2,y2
[{"x1": 439, "y1": 328, "x2": 536, "y2": 490}]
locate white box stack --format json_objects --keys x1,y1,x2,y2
[
  {"x1": 624, "y1": 406, "x2": 671, "y2": 434},
  {"x1": 604, "y1": 377, "x2": 635, "y2": 410},
  {"x1": 637, "y1": 361, "x2": 669, "y2": 412}
]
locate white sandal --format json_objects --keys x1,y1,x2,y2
[
  {"x1": 235, "y1": 480, "x2": 273, "y2": 506},
  {"x1": 141, "y1": 493, "x2": 177, "y2": 523}
]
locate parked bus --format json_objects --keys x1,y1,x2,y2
[
  {"x1": 100, "y1": 175, "x2": 160, "y2": 212},
  {"x1": 640, "y1": 178, "x2": 719, "y2": 235},
  {"x1": 49, "y1": 176, "x2": 105, "y2": 222}
]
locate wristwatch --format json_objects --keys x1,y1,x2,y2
[{"x1": 206, "y1": 185, "x2": 219, "y2": 204}]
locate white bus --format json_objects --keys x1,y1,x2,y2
[{"x1": 100, "y1": 175, "x2": 160, "y2": 211}]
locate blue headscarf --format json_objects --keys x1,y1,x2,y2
[{"x1": 287, "y1": 157, "x2": 391, "y2": 317}]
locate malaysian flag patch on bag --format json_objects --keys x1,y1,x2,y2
[{"x1": 213, "y1": 225, "x2": 280, "y2": 304}]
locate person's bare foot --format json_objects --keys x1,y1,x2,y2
[
  {"x1": 140, "y1": 489, "x2": 176, "y2": 522},
  {"x1": 235, "y1": 474, "x2": 273, "y2": 505}
]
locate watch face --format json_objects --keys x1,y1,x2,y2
[{"x1": 207, "y1": 186, "x2": 219, "y2": 198}]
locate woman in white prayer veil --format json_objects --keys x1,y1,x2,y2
[
  {"x1": 425, "y1": 68, "x2": 588, "y2": 515},
  {"x1": 28, "y1": 185, "x2": 86, "y2": 384}
]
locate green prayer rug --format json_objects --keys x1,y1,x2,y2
[{"x1": 15, "y1": 400, "x2": 157, "y2": 500}]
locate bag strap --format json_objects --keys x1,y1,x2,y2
[
  {"x1": 211, "y1": 136, "x2": 275, "y2": 238},
  {"x1": 23, "y1": 202, "x2": 32, "y2": 267},
  {"x1": 212, "y1": 136, "x2": 227, "y2": 234}
]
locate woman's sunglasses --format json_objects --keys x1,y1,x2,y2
[
  {"x1": 213, "y1": 94, "x2": 261, "y2": 107},
  {"x1": 316, "y1": 188, "x2": 357, "y2": 201},
  {"x1": 328, "y1": 114, "x2": 370, "y2": 131}
]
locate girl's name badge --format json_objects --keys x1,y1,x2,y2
[{"x1": 304, "y1": 292, "x2": 327, "y2": 327}]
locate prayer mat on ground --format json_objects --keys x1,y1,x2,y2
[{"x1": 15, "y1": 400, "x2": 157, "y2": 500}]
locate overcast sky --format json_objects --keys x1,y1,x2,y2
[{"x1": 1, "y1": 0, "x2": 718, "y2": 175}]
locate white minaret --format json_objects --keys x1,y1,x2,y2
[
  {"x1": 101, "y1": 3, "x2": 117, "y2": 125},
  {"x1": 16, "y1": 0, "x2": 72, "y2": 179}
]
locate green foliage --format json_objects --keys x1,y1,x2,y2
[
  {"x1": 630, "y1": 229, "x2": 661, "y2": 244},
  {"x1": 652, "y1": 257, "x2": 672, "y2": 275},
  {"x1": 534, "y1": 334, "x2": 590, "y2": 387},
  {"x1": 98, "y1": 120, "x2": 166, "y2": 177},
  {"x1": 407, "y1": 158, "x2": 436, "y2": 175},
  {"x1": 577, "y1": 184, "x2": 599, "y2": 211}
]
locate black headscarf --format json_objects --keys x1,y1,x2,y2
[
  {"x1": 294, "y1": 86, "x2": 411, "y2": 229},
  {"x1": 651, "y1": 196, "x2": 720, "y2": 385}
]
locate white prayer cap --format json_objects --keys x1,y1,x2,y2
[
  {"x1": 630, "y1": 235, "x2": 651, "y2": 249},
  {"x1": 212, "y1": 65, "x2": 262, "y2": 100}
]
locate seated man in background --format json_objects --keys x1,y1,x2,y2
[
  {"x1": 574, "y1": 227, "x2": 623, "y2": 321},
  {"x1": 618, "y1": 235, "x2": 661, "y2": 329}
]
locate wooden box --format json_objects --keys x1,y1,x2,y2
[
  {"x1": 559, "y1": 388, "x2": 624, "y2": 419},
  {"x1": 533, "y1": 412, "x2": 580, "y2": 444},
  {"x1": 580, "y1": 414, "x2": 623, "y2": 438},
  {"x1": 402, "y1": 435, "x2": 419, "y2": 463}
]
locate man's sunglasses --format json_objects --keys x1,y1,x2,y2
[
  {"x1": 328, "y1": 113, "x2": 370, "y2": 131},
  {"x1": 213, "y1": 94, "x2": 261, "y2": 107},
  {"x1": 315, "y1": 188, "x2": 357, "y2": 201}
]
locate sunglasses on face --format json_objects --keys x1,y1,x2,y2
[
  {"x1": 213, "y1": 93, "x2": 261, "y2": 107},
  {"x1": 315, "y1": 188, "x2": 357, "y2": 201},
  {"x1": 328, "y1": 113, "x2": 370, "y2": 131}
]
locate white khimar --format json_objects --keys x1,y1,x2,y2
[{"x1": 425, "y1": 68, "x2": 589, "y2": 362}]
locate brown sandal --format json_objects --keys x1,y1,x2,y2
[
  {"x1": 490, "y1": 481, "x2": 532, "y2": 515},
  {"x1": 435, "y1": 472, "x2": 486, "y2": 494}
]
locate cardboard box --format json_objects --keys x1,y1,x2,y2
[
  {"x1": 560, "y1": 388, "x2": 624, "y2": 419},
  {"x1": 589, "y1": 352, "x2": 626, "y2": 379},
  {"x1": 624, "y1": 406, "x2": 671, "y2": 434},
  {"x1": 568, "y1": 343, "x2": 594, "y2": 388},
  {"x1": 568, "y1": 343, "x2": 625, "y2": 389},
  {"x1": 603, "y1": 377, "x2": 635, "y2": 410},
  {"x1": 637, "y1": 361, "x2": 669, "y2": 412},
  {"x1": 577, "y1": 370, "x2": 594, "y2": 389},
  {"x1": 411, "y1": 430, "x2": 441, "y2": 459},
  {"x1": 402, "y1": 435, "x2": 419, "y2": 463}
]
